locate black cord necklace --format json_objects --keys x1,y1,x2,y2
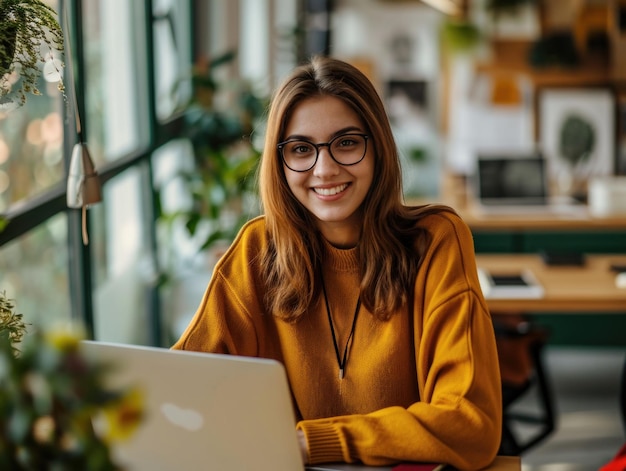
[{"x1": 321, "y1": 277, "x2": 361, "y2": 380}]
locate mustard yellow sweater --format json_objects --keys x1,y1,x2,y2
[{"x1": 172, "y1": 210, "x2": 502, "y2": 470}]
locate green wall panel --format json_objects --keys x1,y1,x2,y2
[
  {"x1": 473, "y1": 230, "x2": 626, "y2": 254},
  {"x1": 522, "y1": 231, "x2": 626, "y2": 254},
  {"x1": 472, "y1": 233, "x2": 518, "y2": 253},
  {"x1": 532, "y1": 314, "x2": 626, "y2": 347},
  {"x1": 474, "y1": 229, "x2": 626, "y2": 345}
]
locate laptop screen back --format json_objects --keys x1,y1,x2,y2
[
  {"x1": 476, "y1": 155, "x2": 548, "y2": 206},
  {"x1": 80, "y1": 341, "x2": 305, "y2": 471}
]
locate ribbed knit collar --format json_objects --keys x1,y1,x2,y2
[{"x1": 321, "y1": 237, "x2": 359, "y2": 273}]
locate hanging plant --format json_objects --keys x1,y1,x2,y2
[
  {"x1": 0, "y1": 290, "x2": 27, "y2": 354},
  {"x1": 0, "y1": 0, "x2": 65, "y2": 110},
  {"x1": 440, "y1": 19, "x2": 482, "y2": 54}
]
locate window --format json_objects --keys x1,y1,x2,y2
[
  {"x1": 81, "y1": 0, "x2": 151, "y2": 163},
  {"x1": 91, "y1": 166, "x2": 154, "y2": 344},
  {"x1": 0, "y1": 0, "x2": 300, "y2": 346},
  {"x1": 0, "y1": 0, "x2": 64, "y2": 213},
  {"x1": 0, "y1": 213, "x2": 70, "y2": 328}
]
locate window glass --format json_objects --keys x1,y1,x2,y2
[
  {"x1": 153, "y1": 0, "x2": 192, "y2": 120},
  {"x1": 152, "y1": 139, "x2": 211, "y2": 345},
  {"x1": 91, "y1": 167, "x2": 154, "y2": 345},
  {"x1": 240, "y1": 0, "x2": 270, "y2": 92},
  {"x1": 81, "y1": 0, "x2": 150, "y2": 163},
  {"x1": 273, "y1": 0, "x2": 299, "y2": 84},
  {"x1": 0, "y1": 213, "x2": 70, "y2": 328},
  {"x1": 0, "y1": 101, "x2": 64, "y2": 211},
  {"x1": 207, "y1": 1, "x2": 237, "y2": 58},
  {"x1": 0, "y1": 0, "x2": 64, "y2": 211}
]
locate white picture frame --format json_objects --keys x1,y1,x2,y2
[{"x1": 538, "y1": 88, "x2": 615, "y2": 192}]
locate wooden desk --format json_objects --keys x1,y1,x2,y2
[
  {"x1": 412, "y1": 195, "x2": 626, "y2": 342},
  {"x1": 476, "y1": 253, "x2": 626, "y2": 442},
  {"x1": 481, "y1": 456, "x2": 521, "y2": 471},
  {"x1": 419, "y1": 179, "x2": 626, "y2": 232},
  {"x1": 476, "y1": 254, "x2": 626, "y2": 313},
  {"x1": 410, "y1": 196, "x2": 626, "y2": 254},
  {"x1": 462, "y1": 207, "x2": 626, "y2": 231},
  {"x1": 314, "y1": 455, "x2": 521, "y2": 470}
]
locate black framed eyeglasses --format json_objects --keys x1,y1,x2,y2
[{"x1": 277, "y1": 133, "x2": 369, "y2": 172}]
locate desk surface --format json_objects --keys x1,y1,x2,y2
[
  {"x1": 308, "y1": 455, "x2": 521, "y2": 470},
  {"x1": 476, "y1": 253, "x2": 626, "y2": 313},
  {"x1": 480, "y1": 456, "x2": 520, "y2": 471},
  {"x1": 407, "y1": 196, "x2": 626, "y2": 231},
  {"x1": 461, "y1": 206, "x2": 626, "y2": 231},
  {"x1": 435, "y1": 174, "x2": 626, "y2": 231}
]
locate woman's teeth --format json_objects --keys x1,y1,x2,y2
[{"x1": 314, "y1": 184, "x2": 348, "y2": 196}]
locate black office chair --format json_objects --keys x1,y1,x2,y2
[{"x1": 492, "y1": 313, "x2": 556, "y2": 456}]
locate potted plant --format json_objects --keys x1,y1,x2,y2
[
  {"x1": 0, "y1": 0, "x2": 65, "y2": 109},
  {"x1": 0, "y1": 291, "x2": 144, "y2": 470},
  {"x1": 157, "y1": 51, "x2": 268, "y2": 276}
]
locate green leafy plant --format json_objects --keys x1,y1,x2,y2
[
  {"x1": 0, "y1": 290, "x2": 27, "y2": 353},
  {"x1": 158, "y1": 51, "x2": 268, "y2": 262},
  {"x1": 0, "y1": 0, "x2": 65, "y2": 109},
  {"x1": 0, "y1": 292, "x2": 144, "y2": 470},
  {"x1": 440, "y1": 19, "x2": 482, "y2": 54},
  {"x1": 559, "y1": 114, "x2": 595, "y2": 167}
]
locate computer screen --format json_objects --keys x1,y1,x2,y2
[{"x1": 476, "y1": 155, "x2": 547, "y2": 205}]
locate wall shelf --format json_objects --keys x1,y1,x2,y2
[{"x1": 474, "y1": 39, "x2": 616, "y2": 88}]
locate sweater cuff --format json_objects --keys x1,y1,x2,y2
[{"x1": 297, "y1": 420, "x2": 346, "y2": 464}]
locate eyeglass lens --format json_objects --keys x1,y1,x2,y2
[{"x1": 280, "y1": 133, "x2": 367, "y2": 172}]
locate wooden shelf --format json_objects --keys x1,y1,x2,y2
[
  {"x1": 474, "y1": 39, "x2": 615, "y2": 87},
  {"x1": 475, "y1": 61, "x2": 612, "y2": 87}
]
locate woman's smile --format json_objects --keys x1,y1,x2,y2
[{"x1": 312, "y1": 183, "x2": 350, "y2": 197}]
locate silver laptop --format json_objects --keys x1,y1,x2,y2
[
  {"x1": 472, "y1": 154, "x2": 586, "y2": 216},
  {"x1": 80, "y1": 341, "x2": 305, "y2": 471}
]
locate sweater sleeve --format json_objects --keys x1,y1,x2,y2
[
  {"x1": 170, "y1": 271, "x2": 258, "y2": 355},
  {"x1": 170, "y1": 218, "x2": 266, "y2": 356},
  {"x1": 297, "y1": 212, "x2": 502, "y2": 470}
]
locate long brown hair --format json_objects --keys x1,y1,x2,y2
[{"x1": 259, "y1": 56, "x2": 447, "y2": 321}]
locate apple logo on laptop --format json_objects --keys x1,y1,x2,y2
[{"x1": 160, "y1": 402, "x2": 204, "y2": 431}]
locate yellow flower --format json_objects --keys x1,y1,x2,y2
[
  {"x1": 43, "y1": 325, "x2": 85, "y2": 352},
  {"x1": 99, "y1": 387, "x2": 145, "y2": 443}
]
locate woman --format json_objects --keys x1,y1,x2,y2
[{"x1": 172, "y1": 56, "x2": 502, "y2": 470}]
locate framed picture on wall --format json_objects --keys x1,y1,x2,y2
[
  {"x1": 386, "y1": 79, "x2": 428, "y2": 125},
  {"x1": 538, "y1": 87, "x2": 615, "y2": 197}
]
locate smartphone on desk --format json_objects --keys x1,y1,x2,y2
[
  {"x1": 540, "y1": 250, "x2": 585, "y2": 266},
  {"x1": 610, "y1": 263, "x2": 626, "y2": 273}
]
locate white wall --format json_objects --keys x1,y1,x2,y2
[
  {"x1": 333, "y1": 0, "x2": 540, "y2": 182},
  {"x1": 332, "y1": 0, "x2": 445, "y2": 197}
]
